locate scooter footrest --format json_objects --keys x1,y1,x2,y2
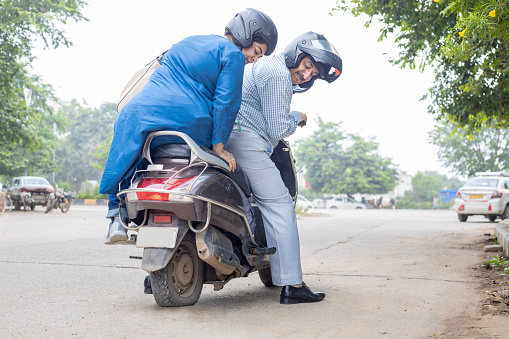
[{"x1": 249, "y1": 246, "x2": 276, "y2": 255}]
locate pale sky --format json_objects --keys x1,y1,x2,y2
[{"x1": 30, "y1": 0, "x2": 450, "y2": 177}]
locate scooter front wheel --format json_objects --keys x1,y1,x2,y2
[
  {"x1": 258, "y1": 266, "x2": 275, "y2": 287},
  {"x1": 150, "y1": 232, "x2": 204, "y2": 307}
]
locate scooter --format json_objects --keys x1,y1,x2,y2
[{"x1": 118, "y1": 131, "x2": 298, "y2": 307}]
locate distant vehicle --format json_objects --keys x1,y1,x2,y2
[
  {"x1": 45, "y1": 187, "x2": 76, "y2": 214},
  {"x1": 455, "y1": 172, "x2": 509, "y2": 222},
  {"x1": 326, "y1": 197, "x2": 367, "y2": 209},
  {"x1": 296, "y1": 195, "x2": 313, "y2": 210},
  {"x1": 6, "y1": 176, "x2": 54, "y2": 211},
  {"x1": 312, "y1": 199, "x2": 327, "y2": 209}
]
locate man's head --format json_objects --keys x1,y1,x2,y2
[{"x1": 284, "y1": 32, "x2": 342, "y2": 92}]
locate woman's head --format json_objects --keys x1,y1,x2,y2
[{"x1": 225, "y1": 8, "x2": 278, "y2": 64}]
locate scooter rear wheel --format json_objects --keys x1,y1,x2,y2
[
  {"x1": 150, "y1": 232, "x2": 204, "y2": 307},
  {"x1": 60, "y1": 200, "x2": 71, "y2": 213}
]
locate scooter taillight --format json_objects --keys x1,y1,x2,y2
[{"x1": 136, "y1": 177, "x2": 195, "y2": 201}]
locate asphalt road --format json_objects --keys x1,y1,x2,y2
[{"x1": 0, "y1": 206, "x2": 508, "y2": 338}]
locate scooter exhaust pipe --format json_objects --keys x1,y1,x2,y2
[{"x1": 195, "y1": 225, "x2": 242, "y2": 277}]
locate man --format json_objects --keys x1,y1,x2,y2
[{"x1": 226, "y1": 32, "x2": 343, "y2": 304}]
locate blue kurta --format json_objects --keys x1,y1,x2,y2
[{"x1": 99, "y1": 35, "x2": 245, "y2": 194}]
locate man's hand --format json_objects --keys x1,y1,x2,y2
[
  {"x1": 298, "y1": 112, "x2": 307, "y2": 127},
  {"x1": 213, "y1": 142, "x2": 236, "y2": 171}
]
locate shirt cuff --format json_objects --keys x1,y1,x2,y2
[{"x1": 289, "y1": 111, "x2": 301, "y2": 124}]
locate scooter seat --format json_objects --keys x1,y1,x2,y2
[
  {"x1": 152, "y1": 143, "x2": 228, "y2": 160},
  {"x1": 151, "y1": 143, "x2": 192, "y2": 158},
  {"x1": 150, "y1": 143, "x2": 252, "y2": 197}
]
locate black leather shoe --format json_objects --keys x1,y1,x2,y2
[
  {"x1": 280, "y1": 282, "x2": 325, "y2": 304},
  {"x1": 144, "y1": 275, "x2": 153, "y2": 294}
]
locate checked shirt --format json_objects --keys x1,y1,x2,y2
[{"x1": 235, "y1": 52, "x2": 302, "y2": 149}]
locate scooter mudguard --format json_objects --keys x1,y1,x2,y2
[{"x1": 141, "y1": 222, "x2": 189, "y2": 273}]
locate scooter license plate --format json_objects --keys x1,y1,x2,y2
[{"x1": 136, "y1": 227, "x2": 178, "y2": 248}]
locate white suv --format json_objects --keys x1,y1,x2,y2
[{"x1": 455, "y1": 172, "x2": 509, "y2": 222}]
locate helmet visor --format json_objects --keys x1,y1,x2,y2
[
  {"x1": 309, "y1": 39, "x2": 342, "y2": 82},
  {"x1": 310, "y1": 39, "x2": 339, "y2": 56}
]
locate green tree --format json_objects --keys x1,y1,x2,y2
[
  {"x1": 429, "y1": 121, "x2": 509, "y2": 177},
  {"x1": 294, "y1": 118, "x2": 399, "y2": 195},
  {"x1": 294, "y1": 118, "x2": 346, "y2": 193},
  {"x1": 0, "y1": 0, "x2": 87, "y2": 173},
  {"x1": 0, "y1": 79, "x2": 65, "y2": 177},
  {"x1": 412, "y1": 171, "x2": 447, "y2": 202},
  {"x1": 92, "y1": 134, "x2": 113, "y2": 171},
  {"x1": 333, "y1": 0, "x2": 509, "y2": 129},
  {"x1": 54, "y1": 100, "x2": 116, "y2": 188}
]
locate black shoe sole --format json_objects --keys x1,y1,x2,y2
[{"x1": 280, "y1": 296, "x2": 325, "y2": 304}]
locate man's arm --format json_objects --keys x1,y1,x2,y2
[{"x1": 257, "y1": 75, "x2": 302, "y2": 140}]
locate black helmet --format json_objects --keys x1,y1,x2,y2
[
  {"x1": 226, "y1": 8, "x2": 278, "y2": 55},
  {"x1": 284, "y1": 32, "x2": 342, "y2": 92}
]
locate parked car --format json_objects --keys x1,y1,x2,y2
[
  {"x1": 312, "y1": 198, "x2": 327, "y2": 209},
  {"x1": 6, "y1": 176, "x2": 54, "y2": 211},
  {"x1": 455, "y1": 172, "x2": 509, "y2": 222},
  {"x1": 296, "y1": 195, "x2": 313, "y2": 210},
  {"x1": 326, "y1": 197, "x2": 367, "y2": 209}
]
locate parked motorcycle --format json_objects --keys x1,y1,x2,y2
[
  {"x1": 118, "y1": 131, "x2": 298, "y2": 307},
  {"x1": 45, "y1": 188, "x2": 75, "y2": 213}
]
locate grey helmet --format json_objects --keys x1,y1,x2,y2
[
  {"x1": 226, "y1": 8, "x2": 278, "y2": 55},
  {"x1": 284, "y1": 32, "x2": 343, "y2": 92}
]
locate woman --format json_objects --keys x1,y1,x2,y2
[{"x1": 99, "y1": 8, "x2": 278, "y2": 244}]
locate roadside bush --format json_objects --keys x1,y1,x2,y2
[
  {"x1": 396, "y1": 199, "x2": 433, "y2": 210},
  {"x1": 295, "y1": 204, "x2": 308, "y2": 215},
  {"x1": 396, "y1": 195, "x2": 455, "y2": 210},
  {"x1": 75, "y1": 186, "x2": 107, "y2": 199}
]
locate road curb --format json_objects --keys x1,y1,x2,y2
[
  {"x1": 74, "y1": 199, "x2": 108, "y2": 205},
  {"x1": 494, "y1": 221, "x2": 509, "y2": 256}
]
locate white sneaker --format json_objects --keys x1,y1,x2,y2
[{"x1": 105, "y1": 217, "x2": 128, "y2": 244}]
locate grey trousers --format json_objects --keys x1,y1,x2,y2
[{"x1": 226, "y1": 127, "x2": 302, "y2": 286}]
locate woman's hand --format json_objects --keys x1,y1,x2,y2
[{"x1": 213, "y1": 142, "x2": 236, "y2": 172}]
